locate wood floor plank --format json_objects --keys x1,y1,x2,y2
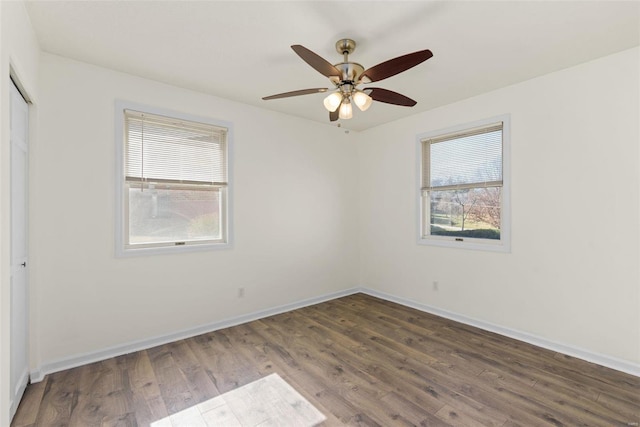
[
  {"x1": 13, "y1": 293, "x2": 640, "y2": 427},
  {"x1": 306, "y1": 300, "x2": 513, "y2": 426},
  {"x1": 340, "y1": 294, "x2": 640, "y2": 414},
  {"x1": 305, "y1": 296, "x2": 634, "y2": 426},
  {"x1": 11, "y1": 378, "x2": 47, "y2": 427},
  {"x1": 188, "y1": 329, "x2": 264, "y2": 394},
  {"x1": 231, "y1": 322, "x2": 346, "y2": 426},
  {"x1": 146, "y1": 344, "x2": 198, "y2": 415},
  {"x1": 219, "y1": 323, "x2": 278, "y2": 377},
  {"x1": 32, "y1": 369, "x2": 82, "y2": 426},
  {"x1": 596, "y1": 390, "x2": 640, "y2": 425},
  {"x1": 349, "y1": 297, "x2": 637, "y2": 426},
  {"x1": 531, "y1": 374, "x2": 638, "y2": 424},
  {"x1": 242, "y1": 321, "x2": 370, "y2": 424},
  {"x1": 262, "y1": 312, "x2": 420, "y2": 422},
  {"x1": 254, "y1": 316, "x2": 394, "y2": 425},
  {"x1": 166, "y1": 339, "x2": 219, "y2": 404},
  {"x1": 287, "y1": 308, "x2": 449, "y2": 416},
  {"x1": 67, "y1": 361, "x2": 122, "y2": 426},
  {"x1": 124, "y1": 350, "x2": 170, "y2": 426},
  {"x1": 345, "y1": 294, "x2": 640, "y2": 409}
]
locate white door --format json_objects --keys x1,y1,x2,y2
[{"x1": 10, "y1": 80, "x2": 29, "y2": 418}]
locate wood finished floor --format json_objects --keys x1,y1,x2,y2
[{"x1": 12, "y1": 293, "x2": 640, "y2": 426}]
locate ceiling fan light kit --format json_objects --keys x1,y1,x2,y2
[
  {"x1": 323, "y1": 91, "x2": 343, "y2": 112},
  {"x1": 352, "y1": 90, "x2": 373, "y2": 111},
  {"x1": 263, "y1": 38, "x2": 433, "y2": 122},
  {"x1": 339, "y1": 98, "x2": 353, "y2": 120}
]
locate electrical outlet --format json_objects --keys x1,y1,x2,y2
[
  {"x1": 238, "y1": 287, "x2": 245, "y2": 298},
  {"x1": 432, "y1": 281, "x2": 439, "y2": 291}
]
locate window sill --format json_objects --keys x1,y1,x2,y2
[
  {"x1": 418, "y1": 236, "x2": 510, "y2": 253},
  {"x1": 116, "y1": 242, "x2": 232, "y2": 258}
]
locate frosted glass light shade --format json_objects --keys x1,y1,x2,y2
[
  {"x1": 323, "y1": 92, "x2": 343, "y2": 112},
  {"x1": 339, "y1": 100, "x2": 353, "y2": 119},
  {"x1": 353, "y1": 91, "x2": 373, "y2": 111}
]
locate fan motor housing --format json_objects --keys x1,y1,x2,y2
[{"x1": 332, "y1": 62, "x2": 364, "y2": 84}]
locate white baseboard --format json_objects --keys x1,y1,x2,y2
[
  {"x1": 30, "y1": 287, "x2": 361, "y2": 383},
  {"x1": 30, "y1": 286, "x2": 639, "y2": 382},
  {"x1": 360, "y1": 288, "x2": 640, "y2": 377}
]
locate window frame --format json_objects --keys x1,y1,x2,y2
[
  {"x1": 115, "y1": 100, "x2": 233, "y2": 257},
  {"x1": 417, "y1": 114, "x2": 510, "y2": 252}
]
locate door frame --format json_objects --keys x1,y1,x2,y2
[{"x1": 8, "y1": 75, "x2": 30, "y2": 420}]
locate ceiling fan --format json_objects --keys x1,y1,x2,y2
[{"x1": 262, "y1": 39, "x2": 433, "y2": 121}]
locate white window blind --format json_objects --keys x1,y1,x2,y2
[
  {"x1": 124, "y1": 109, "x2": 227, "y2": 186},
  {"x1": 422, "y1": 123, "x2": 502, "y2": 191}
]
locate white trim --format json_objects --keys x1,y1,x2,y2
[
  {"x1": 9, "y1": 77, "x2": 31, "y2": 423},
  {"x1": 114, "y1": 100, "x2": 234, "y2": 257},
  {"x1": 30, "y1": 288, "x2": 361, "y2": 383},
  {"x1": 30, "y1": 287, "x2": 639, "y2": 382},
  {"x1": 416, "y1": 114, "x2": 511, "y2": 253},
  {"x1": 360, "y1": 288, "x2": 640, "y2": 377}
]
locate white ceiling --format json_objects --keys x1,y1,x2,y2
[{"x1": 25, "y1": 1, "x2": 639, "y2": 131}]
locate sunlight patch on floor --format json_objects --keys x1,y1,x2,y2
[{"x1": 150, "y1": 373, "x2": 326, "y2": 427}]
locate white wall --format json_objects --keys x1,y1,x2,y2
[
  {"x1": 32, "y1": 53, "x2": 359, "y2": 370},
  {"x1": 0, "y1": 1, "x2": 40, "y2": 424},
  {"x1": 358, "y1": 47, "x2": 640, "y2": 366}
]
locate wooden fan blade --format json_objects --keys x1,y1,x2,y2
[
  {"x1": 262, "y1": 88, "x2": 328, "y2": 100},
  {"x1": 291, "y1": 45, "x2": 342, "y2": 78},
  {"x1": 329, "y1": 109, "x2": 339, "y2": 122},
  {"x1": 367, "y1": 88, "x2": 417, "y2": 106},
  {"x1": 361, "y1": 50, "x2": 433, "y2": 83}
]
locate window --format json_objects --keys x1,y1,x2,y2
[
  {"x1": 418, "y1": 115, "x2": 510, "y2": 251},
  {"x1": 116, "y1": 102, "x2": 231, "y2": 255}
]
